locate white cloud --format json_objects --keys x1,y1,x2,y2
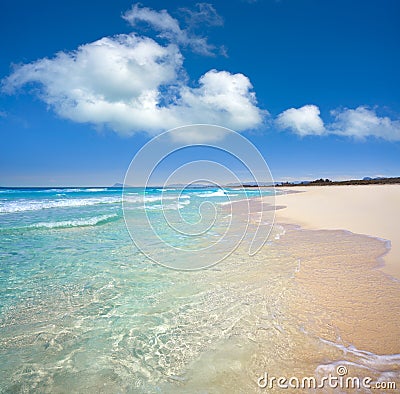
[
  {"x1": 178, "y1": 70, "x2": 263, "y2": 130},
  {"x1": 276, "y1": 104, "x2": 400, "y2": 141},
  {"x1": 122, "y1": 3, "x2": 222, "y2": 56},
  {"x1": 179, "y1": 3, "x2": 223, "y2": 28},
  {"x1": 3, "y1": 34, "x2": 263, "y2": 139},
  {"x1": 329, "y1": 106, "x2": 400, "y2": 141},
  {"x1": 276, "y1": 104, "x2": 325, "y2": 136}
]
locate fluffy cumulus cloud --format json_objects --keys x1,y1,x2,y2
[
  {"x1": 276, "y1": 105, "x2": 400, "y2": 141},
  {"x1": 330, "y1": 106, "x2": 400, "y2": 141},
  {"x1": 2, "y1": 4, "x2": 263, "y2": 141},
  {"x1": 275, "y1": 105, "x2": 325, "y2": 136}
]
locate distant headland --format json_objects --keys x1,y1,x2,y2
[{"x1": 275, "y1": 176, "x2": 400, "y2": 187}]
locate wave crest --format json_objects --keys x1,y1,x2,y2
[{"x1": 28, "y1": 214, "x2": 119, "y2": 229}]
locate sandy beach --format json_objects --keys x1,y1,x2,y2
[
  {"x1": 275, "y1": 184, "x2": 400, "y2": 279},
  {"x1": 272, "y1": 185, "x2": 400, "y2": 358}
]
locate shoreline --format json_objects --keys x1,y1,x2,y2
[
  {"x1": 273, "y1": 184, "x2": 400, "y2": 280},
  {"x1": 268, "y1": 185, "x2": 400, "y2": 358},
  {"x1": 274, "y1": 223, "x2": 400, "y2": 355}
]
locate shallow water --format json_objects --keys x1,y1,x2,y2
[{"x1": 0, "y1": 187, "x2": 399, "y2": 392}]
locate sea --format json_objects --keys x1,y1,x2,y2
[{"x1": 1, "y1": 187, "x2": 399, "y2": 393}]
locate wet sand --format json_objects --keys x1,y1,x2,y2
[
  {"x1": 272, "y1": 185, "x2": 400, "y2": 357},
  {"x1": 278, "y1": 225, "x2": 400, "y2": 355},
  {"x1": 177, "y1": 189, "x2": 400, "y2": 392},
  {"x1": 163, "y1": 215, "x2": 400, "y2": 392},
  {"x1": 275, "y1": 185, "x2": 400, "y2": 279}
]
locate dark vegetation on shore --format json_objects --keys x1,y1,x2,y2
[{"x1": 275, "y1": 176, "x2": 400, "y2": 187}]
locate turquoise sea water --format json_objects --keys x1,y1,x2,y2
[{"x1": 0, "y1": 186, "x2": 279, "y2": 392}]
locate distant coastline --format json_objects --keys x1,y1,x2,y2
[
  {"x1": 275, "y1": 176, "x2": 400, "y2": 187},
  {"x1": 2, "y1": 177, "x2": 400, "y2": 189}
]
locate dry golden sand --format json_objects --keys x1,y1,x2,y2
[{"x1": 273, "y1": 185, "x2": 400, "y2": 355}]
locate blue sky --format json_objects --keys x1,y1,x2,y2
[{"x1": 1, "y1": 0, "x2": 399, "y2": 186}]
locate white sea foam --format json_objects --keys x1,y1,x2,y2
[
  {"x1": 28, "y1": 214, "x2": 119, "y2": 229},
  {"x1": 30, "y1": 188, "x2": 83, "y2": 193},
  {"x1": 217, "y1": 197, "x2": 250, "y2": 206},
  {"x1": 316, "y1": 338, "x2": 400, "y2": 378},
  {"x1": 124, "y1": 195, "x2": 190, "y2": 204},
  {"x1": 197, "y1": 190, "x2": 228, "y2": 197},
  {"x1": 84, "y1": 188, "x2": 109, "y2": 192},
  {"x1": 47, "y1": 188, "x2": 81, "y2": 192},
  {"x1": 135, "y1": 199, "x2": 191, "y2": 210},
  {"x1": 0, "y1": 196, "x2": 121, "y2": 213},
  {"x1": 218, "y1": 201, "x2": 233, "y2": 206}
]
